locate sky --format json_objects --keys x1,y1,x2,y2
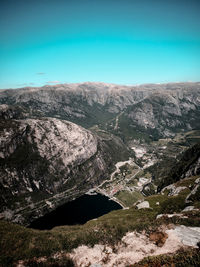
[{"x1": 0, "y1": 0, "x2": 200, "y2": 89}]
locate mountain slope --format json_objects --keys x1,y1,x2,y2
[
  {"x1": 109, "y1": 86, "x2": 200, "y2": 142},
  {"x1": 0, "y1": 105, "x2": 131, "y2": 225},
  {"x1": 156, "y1": 142, "x2": 200, "y2": 191},
  {"x1": 1, "y1": 82, "x2": 200, "y2": 137},
  {"x1": 0, "y1": 171, "x2": 199, "y2": 266},
  {"x1": 0, "y1": 82, "x2": 151, "y2": 127}
]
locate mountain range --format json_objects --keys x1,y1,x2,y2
[{"x1": 0, "y1": 82, "x2": 200, "y2": 266}]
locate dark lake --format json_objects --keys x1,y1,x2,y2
[{"x1": 29, "y1": 193, "x2": 122, "y2": 230}]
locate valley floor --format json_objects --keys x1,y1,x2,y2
[{"x1": 88, "y1": 129, "x2": 200, "y2": 209}]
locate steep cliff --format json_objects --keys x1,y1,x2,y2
[
  {"x1": 0, "y1": 105, "x2": 131, "y2": 225},
  {"x1": 156, "y1": 143, "x2": 200, "y2": 191}
]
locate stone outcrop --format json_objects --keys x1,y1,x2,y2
[
  {"x1": 136, "y1": 201, "x2": 150, "y2": 209},
  {"x1": 69, "y1": 226, "x2": 200, "y2": 267}
]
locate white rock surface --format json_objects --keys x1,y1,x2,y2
[
  {"x1": 182, "y1": 206, "x2": 196, "y2": 212},
  {"x1": 156, "y1": 213, "x2": 188, "y2": 219},
  {"x1": 136, "y1": 201, "x2": 150, "y2": 209},
  {"x1": 172, "y1": 225, "x2": 200, "y2": 247},
  {"x1": 195, "y1": 177, "x2": 200, "y2": 184},
  {"x1": 131, "y1": 146, "x2": 146, "y2": 158},
  {"x1": 186, "y1": 184, "x2": 200, "y2": 203},
  {"x1": 69, "y1": 226, "x2": 200, "y2": 267},
  {"x1": 26, "y1": 118, "x2": 97, "y2": 167},
  {"x1": 161, "y1": 184, "x2": 187, "y2": 196}
]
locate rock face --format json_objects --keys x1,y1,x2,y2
[
  {"x1": 0, "y1": 117, "x2": 97, "y2": 166},
  {"x1": 173, "y1": 225, "x2": 200, "y2": 248},
  {"x1": 136, "y1": 201, "x2": 150, "y2": 209},
  {"x1": 161, "y1": 185, "x2": 187, "y2": 196},
  {"x1": 0, "y1": 82, "x2": 200, "y2": 139},
  {"x1": 185, "y1": 177, "x2": 200, "y2": 203},
  {"x1": 157, "y1": 143, "x2": 200, "y2": 191},
  {"x1": 0, "y1": 106, "x2": 131, "y2": 225},
  {"x1": 0, "y1": 82, "x2": 152, "y2": 127},
  {"x1": 117, "y1": 86, "x2": 200, "y2": 142}
]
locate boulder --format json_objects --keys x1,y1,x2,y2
[{"x1": 136, "y1": 201, "x2": 150, "y2": 209}]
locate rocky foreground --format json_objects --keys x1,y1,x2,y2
[
  {"x1": 69, "y1": 225, "x2": 200, "y2": 267},
  {"x1": 0, "y1": 173, "x2": 200, "y2": 266}
]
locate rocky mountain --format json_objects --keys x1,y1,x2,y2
[
  {"x1": 0, "y1": 82, "x2": 200, "y2": 141},
  {"x1": 0, "y1": 82, "x2": 200, "y2": 225},
  {"x1": 0, "y1": 105, "x2": 131, "y2": 225},
  {"x1": 0, "y1": 82, "x2": 152, "y2": 127},
  {"x1": 107, "y1": 84, "x2": 200, "y2": 142}
]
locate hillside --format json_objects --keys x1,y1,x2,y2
[
  {"x1": 0, "y1": 105, "x2": 131, "y2": 225},
  {"x1": 0, "y1": 171, "x2": 199, "y2": 266},
  {"x1": 0, "y1": 82, "x2": 200, "y2": 266}
]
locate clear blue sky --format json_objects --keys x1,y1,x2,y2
[{"x1": 0, "y1": 0, "x2": 200, "y2": 89}]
